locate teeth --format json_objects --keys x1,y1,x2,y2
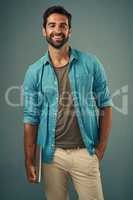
[
  {"x1": 54, "y1": 35, "x2": 62, "y2": 37},
  {"x1": 54, "y1": 37, "x2": 62, "y2": 38},
  {"x1": 54, "y1": 37, "x2": 62, "y2": 40}
]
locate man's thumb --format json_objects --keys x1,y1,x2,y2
[{"x1": 30, "y1": 166, "x2": 36, "y2": 179}]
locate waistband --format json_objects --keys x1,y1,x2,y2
[{"x1": 56, "y1": 146, "x2": 86, "y2": 150}]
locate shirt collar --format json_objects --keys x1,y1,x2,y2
[{"x1": 43, "y1": 46, "x2": 78, "y2": 66}]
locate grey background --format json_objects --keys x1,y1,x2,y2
[{"x1": 0, "y1": 0, "x2": 132, "y2": 199}]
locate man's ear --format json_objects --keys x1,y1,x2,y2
[
  {"x1": 69, "y1": 28, "x2": 72, "y2": 37},
  {"x1": 42, "y1": 26, "x2": 46, "y2": 37}
]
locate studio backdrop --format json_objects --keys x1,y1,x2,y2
[{"x1": 0, "y1": 0, "x2": 132, "y2": 199}]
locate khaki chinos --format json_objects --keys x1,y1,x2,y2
[{"x1": 42, "y1": 147, "x2": 104, "y2": 200}]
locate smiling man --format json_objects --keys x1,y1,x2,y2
[
  {"x1": 44, "y1": 13, "x2": 70, "y2": 49},
  {"x1": 23, "y1": 5, "x2": 112, "y2": 200}
]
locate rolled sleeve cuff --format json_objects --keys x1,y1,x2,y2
[
  {"x1": 99, "y1": 99, "x2": 113, "y2": 108},
  {"x1": 23, "y1": 117, "x2": 40, "y2": 125}
]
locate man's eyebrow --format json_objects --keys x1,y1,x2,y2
[
  {"x1": 60, "y1": 22, "x2": 68, "y2": 25},
  {"x1": 47, "y1": 22, "x2": 56, "y2": 25},
  {"x1": 47, "y1": 22, "x2": 68, "y2": 25}
]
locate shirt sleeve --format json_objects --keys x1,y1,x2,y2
[
  {"x1": 92, "y1": 56, "x2": 113, "y2": 108},
  {"x1": 22, "y1": 66, "x2": 41, "y2": 124}
]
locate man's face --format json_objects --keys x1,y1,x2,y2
[{"x1": 42, "y1": 13, "x2": 71, "y2": 49}]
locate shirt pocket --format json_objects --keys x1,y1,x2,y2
[{"x1": 76, "y1": 73, "x2": 93, "y2": 91}]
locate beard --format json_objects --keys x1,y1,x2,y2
[{"x1": 45, "y1": 32, "x2": 69, "y2": 49}]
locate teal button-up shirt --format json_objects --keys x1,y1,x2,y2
[{"x1": 23, "y1": 48, "x2": 112, "y2": 163}]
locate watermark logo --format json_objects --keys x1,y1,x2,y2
[
  {"x1": 4, "y1": 84, "x2": 128, "y2": 115},
  {"x1": 111, "y1": 85, "x2": 128, "y2": 115}
]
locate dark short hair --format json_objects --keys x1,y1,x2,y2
[{"x1": 42, "y1": 5, "x2": 72, "y2": 29}]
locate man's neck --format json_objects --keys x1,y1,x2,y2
[{"x1": 48, "y1": 44, "x2": 70, "y2": 67}]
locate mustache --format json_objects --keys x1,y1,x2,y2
[{"x1": 51, "y1": 33, "x2": 65, "y2": 37}]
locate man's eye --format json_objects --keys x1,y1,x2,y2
[
  {"x1": 48, "y1": 24, "x2": 55, "y2": 28},
  {"x1": 62, "y1": 25, "x2": 69, "y2": 30}
]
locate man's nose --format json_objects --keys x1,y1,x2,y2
[{"x1": 54, "y1": 26, "x2": 62, "y2": 33}]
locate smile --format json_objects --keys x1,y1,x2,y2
[{"x1": 53, "y1": 36, "x2": 63, "y2": 39}]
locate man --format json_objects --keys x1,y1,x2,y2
[{"x1": 23, "y1": 5, "x2": 112, "y2": 200}]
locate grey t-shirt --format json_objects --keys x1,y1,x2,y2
[{"x1": 53, "y1": 63, "x2": 85, "y2": 149}]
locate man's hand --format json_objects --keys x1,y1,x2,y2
[
  {"x1": 25, "y1": 161, "x2": 37, "y2": 183},
  {"x1": 95, "y1": 107, "x2": 112, "y2": 161},
  {"x1": 24, "y1": 124, "x2": 38, "y2": 183},
  {"x1": 95, "y1": 142, "x2": 107, "y2": 161}
]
